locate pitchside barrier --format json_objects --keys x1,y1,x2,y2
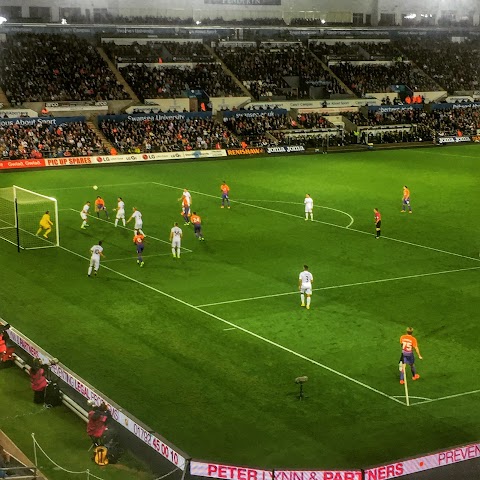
[
  {"x1": 2, "y1": 321, "x2": 188, "y2": 478},
  {"x1": 2, "y1": 320, "x2": 479, "y2": 480}
]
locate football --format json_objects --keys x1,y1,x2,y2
[{"x1": 93, "y1": 185, "x2": 98, "y2": 190}]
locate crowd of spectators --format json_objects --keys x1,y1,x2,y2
[
  {"x1": 362, "y1": 42, "x2": 402, "y2": 60},
  {"x1": 394, "y1": 38, "x2": 480, "y2": 93},
  {"x1": 330, "y1": 62, "x2": 440, "y2": 96},
  {"x1": 100, "y1": 116, "x2": 240, "y2": 153},
  {"x1": 215, "y1": 45, "x2": 346, "y2": 100},
  {"x1": 222, "y1": 113, "x2": 290, "y2": 146},
  {"x1": 120, "y1": 63, "x2": 244, "y2": 101},
  {"x1": 292, "y1": 112, "x2": 335, "y2": 129},
  {"x1": 0, "y1": 121, "x2": 108, "y2": 160},
  {"x1": 103, "y1": 41, "x2": 212, "y2": 64},
  {"x1": 309, "y1": 42, "x2": 364, "y2": 62},
  {"x1": 0, "y1": 34, "x2": 130, "y2": 106}
]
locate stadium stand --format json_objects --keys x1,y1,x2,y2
[
  {"x1": 0, "y1": 34, "x2": 130, "y2": 106},
  {"x1": 0, "y1": 121, "x2": 108, "y2": 159},
  {"x1": 394, "y1": 37, "x2": 480, "y2": 93},
  {"x1": 329, "y1": 62, "x2": 440, "y2": 96},
  {"x1": 119, "y1": 63, "x2": 244, "y2": 101},
  {"x1": 100, "y1": 116, "x2": 241, "y2": 152},
  {"x1": 215, "y1": 44, "x2": 347, "y2": 100},
  {"x1": 103, "y1": 40, "x2": 213, "y2": 64},
  {"x1": 222, "y1": 112, "x2": 291, "y2": 146}
]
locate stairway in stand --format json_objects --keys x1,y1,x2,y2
[
  {"x1": 0, "y1": 88, "x2": 11, "y2": 108},
  {"x1": 87, "y1": 119, "x2": 114, "y2": 153}
]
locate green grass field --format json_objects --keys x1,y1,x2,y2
[{"x1": 0, "y1": 144, "x2": 479, "y2": 470}]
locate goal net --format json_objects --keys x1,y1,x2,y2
[{"x1": 0, "y1": 186, "x2": 59, "y2": 250}]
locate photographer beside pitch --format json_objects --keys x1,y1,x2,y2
[{"x1": 87, "y1": 401, "x2": 111, "y2": 447}]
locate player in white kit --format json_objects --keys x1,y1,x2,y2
[
  {"x1": 127, "y1": 207, "x2": 145, "y2": 235},
  {"x1": 298, "y1": 265, "x2": 313, "y2": 309},
  {"x1": 80, "y1": 201, "x2": 91, "y2": 229},
  {"x1": 114, "y1": 197, "x2": 126, "y2": 227},
  {"x1": 88, "y1": 241, "x2": 105, "y2": 277},
  {"x1": 179, "y1": 188, "x2": 192, "y2": 208},
  {"x1": 304, "y1": 194, "x2": 313, "y2": 221},
  {"x1": 169, "y1": 222, "x2": 183, "y2": 258}
]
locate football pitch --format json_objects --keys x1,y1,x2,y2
[{"x1": 0, "y1": 144, "x2": 479, "y2": 470}]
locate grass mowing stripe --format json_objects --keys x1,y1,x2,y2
[
  {"x1": 68, "y1": 208, "x2": 193, "y2": 252},
  {"x1": 195, "y1": 266, "x2": 480, "y2": 308},
  {"x1": 151, "y1": 182, "x2": 480, "y2": 263},
  {"x1": 59, "y1": 244, "x2": 405, "y2": 407}
]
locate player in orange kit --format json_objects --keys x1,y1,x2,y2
[{"x1": 399, "y1": 327, "x2": 423, "y2": 384}]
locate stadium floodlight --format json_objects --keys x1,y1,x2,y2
[
  {"x1": 195, "y1": 20, "x2": 201, "y2": 25},
  {"x1": 405, "y1": 13, "x2": 417, "y2": 19},
  {"x1": 0, "y1": 16, "x2": 7, "y2": 24},
  {"x1": 320, "y1": 19, "x2": 326, "y2": 24},
  {"x1": 61, "y1": 18, "x2": 68, "y2": 24},
  {"x1": 0, "y1": 186, "x2": 59, "y2": 251}
]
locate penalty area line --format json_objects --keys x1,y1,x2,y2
[{"x1": 59, "y1": 244, "x2": 404, "y2": 407}]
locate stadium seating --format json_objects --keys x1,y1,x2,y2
[
  {"x1": 0, "y1": 34, "x2": 130, "y2": 106},
  {"x1": 100, "y1": 116, "x2": 240, "y2": 153},
  {"x1": 0, "y1": 121, "x2": 108, "y2": 159}
]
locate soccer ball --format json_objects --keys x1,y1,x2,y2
[{"x1": 93, "y1": 185, "x2": 98, "y2": 190}]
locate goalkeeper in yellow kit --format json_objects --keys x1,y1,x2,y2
[{"x1": 36, "y1": 210, "x2": 54, "y2": 239}]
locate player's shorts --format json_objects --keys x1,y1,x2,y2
[
  {"x1": 401, "y1": 352, "x2": 415, "y2": 365},
  {"x1": 222, "y1": 193, "x2": 229, "y2": 199},
  {"x1": 96, "y1": 204, "x2": 105, "y2": 211},
  {"x1": 136, "y1": 245, "x2": 144, "y2": 253},
  {"x1": 182, "y1": 206, "x2": 190, "y2": 216},
  {"x1": 172, "y1": 239, "x2": 181, "y2": 248},
  {"x1": 89, "y1": 257, "x2": 100, "y2": 270},
  {"x1": 80, "y1": 212, "x2": 88, "y2": 220},
  {"x1": 305, "y1": 207, "x2": 312, "y2": 213},
  {"x1": 403, "y1": 199, "x2": 410, "y2": 205},
  {"x1": 134, "y1": 222, "x2": 143, "y2": 230},
  {"x1": 376, "y1": 220, "x2": 381, "y2": 228},
  {"x1": 194, "y1": 224, "x2": 202, "y2": 234},
  {"x1": 116, "y1": 209, "x2": 125, "y2": 219},
  {"x1": 300, "y1": 286, "x2": 312, "y2": 295}
]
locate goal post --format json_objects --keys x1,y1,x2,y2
[{"x1": 0, "y1": 186, "x2": 59, "y2": 250}]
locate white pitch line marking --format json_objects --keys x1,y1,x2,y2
[
  {"x1": 151, "y1": 182, "x2": 480, "y2": 263},
  {"x1": 393, "y1": 395, "x2": 432, "y2": 401},
  {"x1": 223, "y1": 327, "x2": 237, "y2": 331},
  {"x1": 234, "y1": 199, "x2": 355, "y2": 228},
  {"x1": 68, "y1": 208, "x2": 193, "y2": 253},
  {"x1": 59, "y1": 244, "x2": 404, "y2": 406},
  {"x1": 195, "y1": 265, "x2": 480, "y2": 308},
  {"x1": 410, "y1": 389, "x2": 480, "y2": 406}
]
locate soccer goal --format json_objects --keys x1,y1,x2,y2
[{"x1": 0, "y1": 186, "x2": 59, "y2": 250}]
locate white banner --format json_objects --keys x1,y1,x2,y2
[
  {"x1": 42, "y1": 150, "x2": 227, "y2": 167},
  {"x1": 275, "y1": 471, "x2": 362, "y2": 480},
  {"x1": 364, "y1": 443, "x2": 480, "y2": 479},
  {"x1": 6, "y1": 326, "x2": 188, "y2": 470},
  {"x1": 191, "y1": 461, "x2": 273, "y2": 480},
  {"x1": 437, "y1": 136, "x2": 472, "y2": 144}
]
